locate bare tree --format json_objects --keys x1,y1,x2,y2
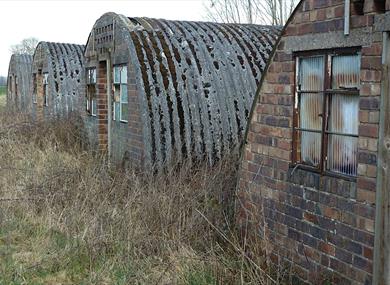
[
  {"x1": 10, "y1": 37, "x2": 39, "y2": 55},
  {"x1": 204, "y1": 0, "x2": 298, "y2": 25}
]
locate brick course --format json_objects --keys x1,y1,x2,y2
[{"x1": 237, "y1": 0, "x2": 383, "y2": 283}]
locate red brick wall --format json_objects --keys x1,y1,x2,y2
[
  {"x1": 238, "y1": 0, "x2": 382, "y2": 283},
  {"x1": 126, "y1": 64, "x2": 145, "y2": 165},
  {"x1": 97, "y1": 61, "x2": 108, "y2": 153}
]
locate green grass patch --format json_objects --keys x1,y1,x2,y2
[
  {"x1": 0, "y1": 217, "x2": 120, "y2": 284},
  {"x1": 0, "y1": 86, "x2": 6, "y2": 109},
  {"x1": 0, "y1": 85, "x2": 6, "y2": 96}
]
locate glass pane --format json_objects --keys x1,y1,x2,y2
[
  {"x1": 120, "y1": 103, "x2": 128, "y2": 121},
  {"x1": 114, "y1": 66, "x2": 120, "y2": 84},
  {"x1": 121, "y1": 84, "x2": 128, "y2": 103},
  {"x1": 327, "y1": 93, "x2": 359, "y2": 176},
  {"x1": 86, "y1": 97, "x2": 90, "y2": 111},
  {"x1": 332, "y1": 54, "x2": 360, "y2": 89},
  {"x1": 298, "y1": 56, "x2": 325, "y2": 167},
  {"x1": 91, "y1": 69, "x2": 96, "y2": 84},
  {"x1": 120, "y1": 66, "x2": 127, "y2": 83},
  {"x1": 115, "y1": 102, "x2": 120, "y2": 121},
  {"x1": 114, "y1": 86, "x2": 120, "y2": 102},
  {"x1": 92, "y1": 99, "x2": 97, "y2": 116}
]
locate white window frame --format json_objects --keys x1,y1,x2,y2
[
  {"x1": 113, "y1": 65, "x2": 128, "y2": 123},
  {"x1": 86, "y1": 68, "x2": 97, "y2": 117},
  {"x1": 43, "y1": 73, "x2": 49, "y2": 107}
]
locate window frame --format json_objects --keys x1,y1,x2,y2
[
  {"x1": 112, "y1": 64, "x2": 128, "y2": 123},
  {"x1": 32, "y1": 74, "x2": 37, "y2": 104},
  {"x1": 292, "y1": 48, "x2": 361, "y2": 179},
  {"x1": 43, "y1": 73, "x2": 49, "y2": 107},
  {"x1": 86, "y1": 68, "x2": 97, "y2": 117}
]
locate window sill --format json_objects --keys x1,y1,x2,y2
[
  {"x1": 119, "y1": 120, "x2": 128, "y2": 124},
  {"x1": 289, "y1": 163, "x2": 357, "y2": 183}
]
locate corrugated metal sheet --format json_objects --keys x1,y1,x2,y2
[
  {"x1": 331, "y1": 54, "x2": 360, "y2": 89},
  {"x1": 327, "y1": 54, "x2": 360, "y2": 176},
  {"x1": 7, "y1": 54, "x2": 33, "y2": 112},
  {"x1": 120, "y1": 16, "x2": 281, "y2": 166},
  {"x1": 298, "y1": 56, "x2": 324, "y2": 167},
  {"x1": 32, "y1": 42, "x2": 85, "y2": 118}
]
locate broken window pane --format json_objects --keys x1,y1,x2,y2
[{"x1": 298, "y1": 56, "x2": 324, "y2": 167}]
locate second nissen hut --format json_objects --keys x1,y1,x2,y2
[
  {"x1": 31, "y1": 42, "x2": 85, "y2": 120},
  {"x1": 84, "y1": 12, "x2": 281, "y2": 167}
]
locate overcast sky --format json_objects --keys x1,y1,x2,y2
[{"x1": 0, "y1": 0, "x2": 207, "y2": 76}]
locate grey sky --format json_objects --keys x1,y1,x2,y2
[{"x1": 0, "y1": 0, "x2": 207, "y2": 76}]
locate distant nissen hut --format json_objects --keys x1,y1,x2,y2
[
  {"x1": 31, "y1": 42, "x2": 85, "y2": 120},
  {"x1": 7, "y1": 54, "x2": 33, "y2": 112}
]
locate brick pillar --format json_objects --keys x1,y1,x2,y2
[
  {"x1": 36, "y1": 73, "x2": 44, "y2": 122},
  {"x1": 97, "y1": 61, "x2": 108, "y2": 153}
]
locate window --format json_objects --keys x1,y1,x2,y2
[
  {"x1": 293, "y1": 51, "x2": 360, "y2": 177},
  {"x1": 86, "y1": 68, "x2": 97, "y2": 117},
  {"x1": 9, "y1": 76, "x2": 13, "y2": 93},
  {"x1": 14, "y1": 76, "x2": 18, "y2": 98},
  {"x1": 113, "y1": 65, "x2": 128, "y2": 122},
  {"x1": 32, "y1": 74, "x2": 37, "y2": 104},
  {"x1": 43, "y1": 73, "x2": 49, "y2": 107}
]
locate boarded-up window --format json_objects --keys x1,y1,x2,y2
[{"x1": 294, "y1": 51, "x2": 360, "y2": 177}]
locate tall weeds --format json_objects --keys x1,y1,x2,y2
[{"x1": 0, "y1": 112, "x2": 277, "y2": 284}]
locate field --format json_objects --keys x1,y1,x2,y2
[
  {"x1": 0, "y1": 85, "x2": 5, "y2": 108},
  {"x1": 0, "y1": 112, "x2": 289, "y2": 284}
]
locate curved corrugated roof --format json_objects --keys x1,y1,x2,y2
[
  {"x1": 32, "y1": 42, "x2": 85, "y2": 117},
  {"x1": 87, "y1": 13, "x2": 281, "y2": 166},
  {"x1": 7, "y1": 54, "x2": 33, "y2": 111},
  {"x1": 126, "y1": 18, "x2": 281, "y2": 165}
]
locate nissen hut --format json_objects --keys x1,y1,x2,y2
[
  {"x1": 31, "y1": 42, "x2": 85, "y2": 120},
  {"x1": 238, "y1": 0, "x2": 390, "y2": 284},
  {"x1": 84, "y1": 12, "x2": 281, "y2": 167},
  {"x1": 7, "y1": 54, "x2": 33, "y2": 112}
]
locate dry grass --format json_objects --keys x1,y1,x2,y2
[{"x1": 0, "y1": 111, "x2": 284, "y2": 284}]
